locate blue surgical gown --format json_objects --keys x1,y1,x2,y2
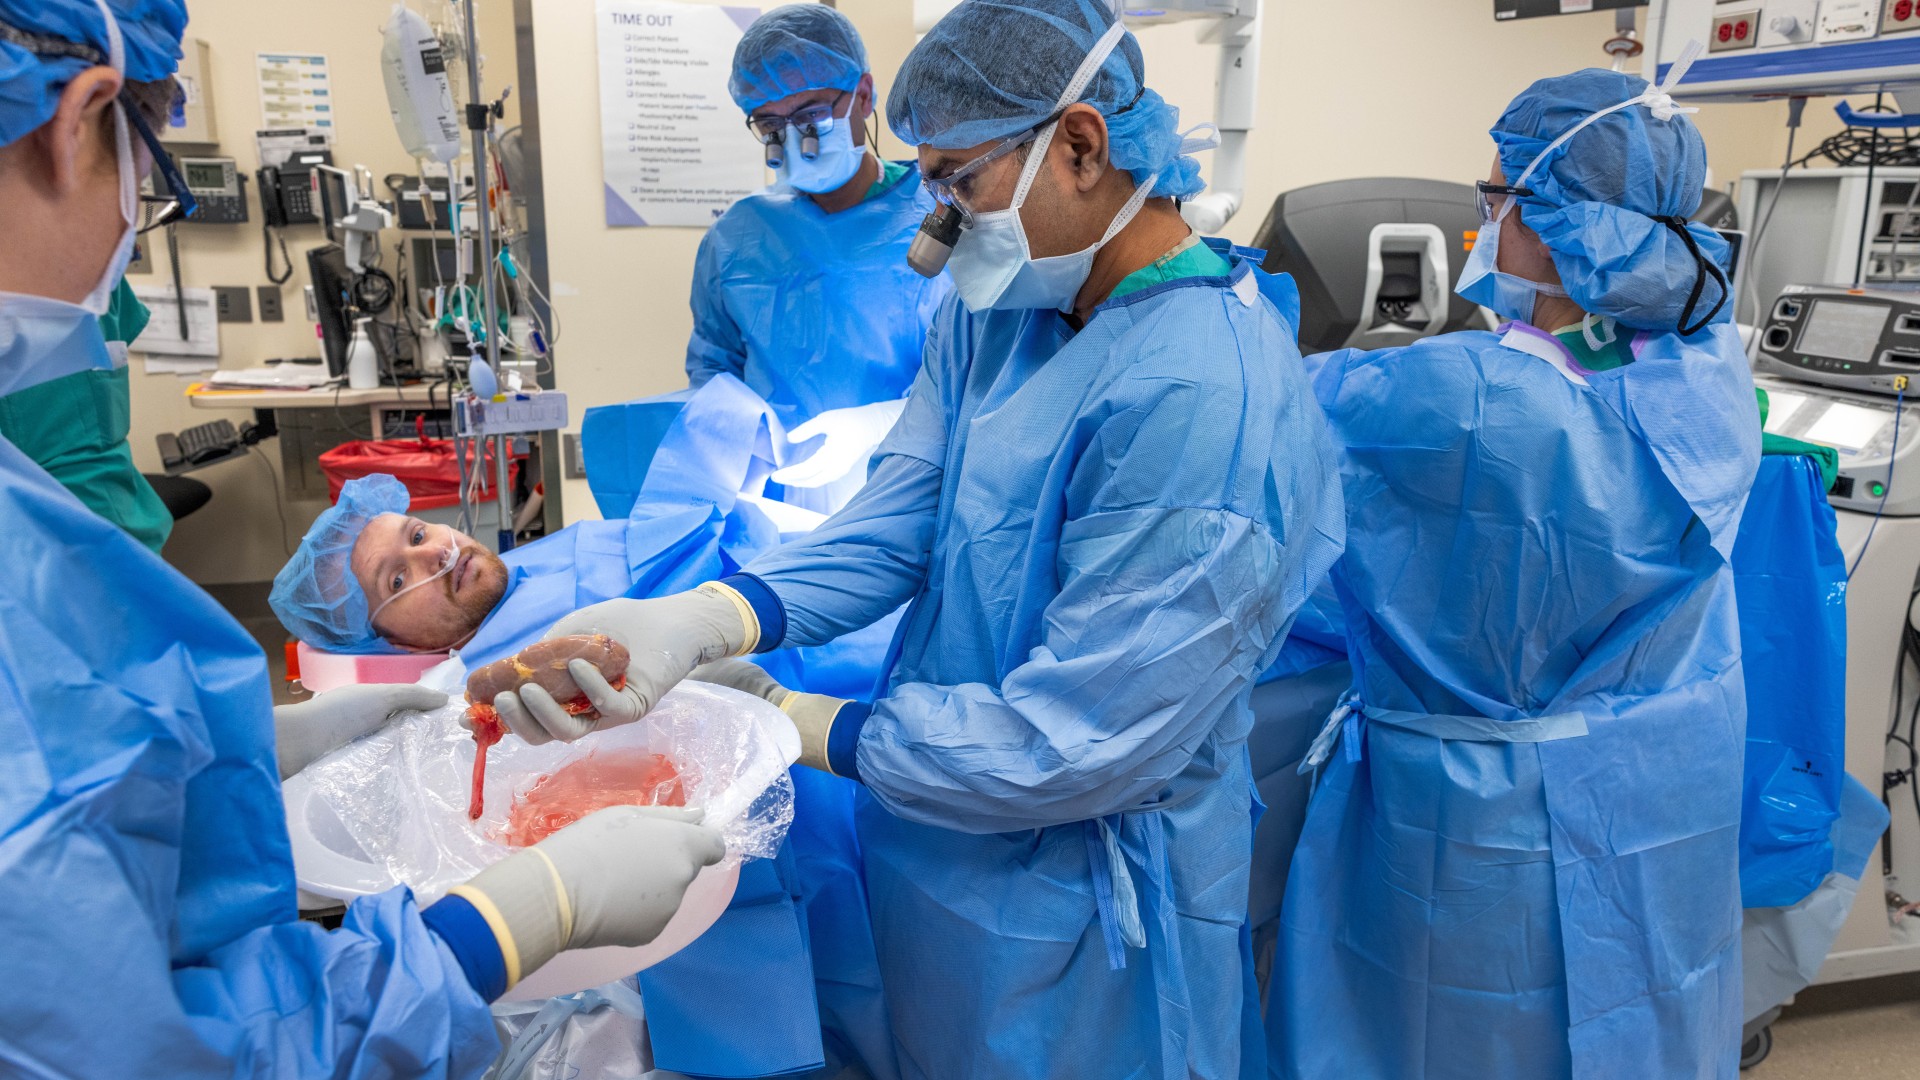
[
  {"x1": 685, "y1": 161, "x2": 950, "y2": 433},
  {"x1": 0, "y1": 438, "x2": 496, "y2": 1078},
  {"x1": 740, "y1": 242, "x2": 1345, "y2": 1079},
  {"x1": 464, "y1": 373, "x2": 898, "y2": 1079},
  {"x1": 1272, "y1": 321, "x2": 1759, "y2": 1080}
]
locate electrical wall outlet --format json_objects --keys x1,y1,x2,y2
[
  {"x1": 256, "y1": 285, "x2": 284, "y2": 322},
  {"x1": 213, "y1": 285, "x2": 253, "y2": 323}
]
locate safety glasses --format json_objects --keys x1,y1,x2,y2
[
  {"x1": 121, "y1": 87, "x2": 198, "y2": 231},
  {"x1": 922, "y1": 122, "x2": 1051, "y2": 226},
  {"x1": 745, "y1": 91, "x2": 850, "y2": 145},
  {"x1": 1475, "y1": 180, "x2": 1532, "y2": 223}
]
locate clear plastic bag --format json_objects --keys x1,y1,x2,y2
[{"x1": 299, "y1": 681, "x2": 796, "y2": 904}]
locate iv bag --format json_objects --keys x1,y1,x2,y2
[{"x1": 382, "y1": 3, "x2": 463, "y2": 164}]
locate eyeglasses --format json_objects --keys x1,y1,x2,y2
[
  {"x1": 922, "y1": 122, "x2": 1052, "y2": 226},
  {"x1": 745, "y1": 91, "x2": 850, "y2": 145},
  {"x1": 120, "y1": 87, "x2": 198, "y2": 231},
  {"x1": 1475, "y1": 180, "x2": 1533, "y2": 223}
]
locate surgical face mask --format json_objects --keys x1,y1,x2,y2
[
  {"x1": 369, "y1": 526, "x2": 461, "y2": 625},
  {"x1": 0, "y1": 292, "x2": 118, "y2": 397},
  {"x1": 1455, "y1": 207, "x2": 1568, "y2": 326},
  {"x1": 779, "y1": 118, "x2": 863, "y2": 194},
  {"x1": 947, "y1": 131, "x2": 1154, "y2": 313},
  {"x1": 84, "y1": 0, "x2": 138, "y2": 317}
]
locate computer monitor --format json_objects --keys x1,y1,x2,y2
[
  {"x1": 1495, "y1": 0, "x2": 1643, "y2": 19},
  {"x1": 312, "y1": 166, "x2": 354, "y2": 244},
  {"x1": 307, "y1": 243, "x2": 354, "y2": 377},
  {"x1": 1251, "y1": 178, "x2": 1486, "y2": 353}
]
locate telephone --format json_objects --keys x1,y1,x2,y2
[
  {"x1": 151, "y1": 154, "x2": 249, "y2": 224},
  {"x1": 256, "y1": 148, "x2": 333, "y2": 227}
]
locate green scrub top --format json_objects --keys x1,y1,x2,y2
[
  {"x1": 0, "y1": 280, "x2": 173, "y2": 553},
  {"x1": 1550, "y1": 315, "x2": 1637, "y2": 373},
  {"x1": 1108, "y1": 235, "x2": 1234, "y2": 301},
  {"x1": 864, "y1": 157, "x2": 912, "y2": 202}
]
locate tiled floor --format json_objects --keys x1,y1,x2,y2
[{"x1": 1746, "y1": 975, "x2": 1920, "y2": 1076}]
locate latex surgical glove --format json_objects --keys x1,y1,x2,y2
[
  {"x1": 449, "y1": 805, "x2": 725, "y2": 990},
  {"x1": 687, "y1": 657, "x2": 788, "y2": 704},
  {"x1": 689, "y1": 658, "x2": 854, "y2": 775},
  {"x1": 492, "y1": 584, "x2": 760, "y2": 745},
  {"x1": 273, "y1": 682, "x2": 449, "y2": 780},
  {"x1": 769, "y1": 399, "x2": 907, "y2": 490}
]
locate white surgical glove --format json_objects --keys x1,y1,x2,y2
[
  {"x1": 273, "y1": 682, "x2": 450, "y2": 779},
  {"x1": 492, "y1": 583, "x2": 761, "y2": 744},
  {"x1": 769, "y1": 399, "x2": 907, "y2": 490},
  {"x1": 449, "y1": 805, "x2": 725, "y2": 989},
  {"x1": 690, "y1": 658, "x2": 854, "y2": 775}
]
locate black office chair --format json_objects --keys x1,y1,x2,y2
[{"x1": 144, "y1": 473, "x2": 212, "y2": 520}]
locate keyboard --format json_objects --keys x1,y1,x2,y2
[{"x1": 161, "y1": 419, "x2": 242, "y2": 468}]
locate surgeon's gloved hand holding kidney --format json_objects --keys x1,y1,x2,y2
[
  {"x1": 770, "y1": 398, "x2": 907, "y2": 490},
  {"x1": 491, "y1": 583, "x2": 763, "y2": 743}
]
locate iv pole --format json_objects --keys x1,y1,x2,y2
[{"x1": 461, "y1": 0, "x2": 515, "y2": 551}]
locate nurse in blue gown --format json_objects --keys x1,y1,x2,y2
[{"x1": 1271, "y1": 65, "x2": 1759, "y2": 1080}]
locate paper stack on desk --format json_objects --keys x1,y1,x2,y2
[{"x1": 206, "y1": 365, "x2": 335, "y2": 389}]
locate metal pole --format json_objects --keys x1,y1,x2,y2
[
  {"x1": 463, "y1": 0, "x2": 513, "y2": 550},
  {"x1": 494, "y1": 432, "x2": 512, "y2": 544},
  {"x1": 454, "y1": 419, "x2": 471, "y2": 533}
]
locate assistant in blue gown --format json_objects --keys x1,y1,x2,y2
[
  {"x1": 686, "y1": 5, "x2": 948, "y2": 436},
  {"x1": 0, "y1": 3, "x2": 497, "y2": 1069},
  {"x1": 1271, "y1": 68, "x2": 1759, "y2": 1080}
]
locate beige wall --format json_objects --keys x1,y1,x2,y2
[
  {"x1": 148, "y1": 0, "x2": 1824, "y2": 574},
  {"x1": 133, "y1": 0, "x2": 518, "y2": 584}
]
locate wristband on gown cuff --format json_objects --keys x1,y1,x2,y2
[
  {"x1": 717, "y1": 573, "x2": 787, "y2": 653},
  {"x1": 421, "y1": 892, "x2": 509, "y2": 1002},
  {"x1": 826, "y1": 700, "x2": 871, "y2": 782}
]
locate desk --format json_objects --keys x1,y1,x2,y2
[
  {"x1": 186, "y1": 382, "x2": 456, "y2": 499},
  {"x1": 187, "y1": 382, "x2": 449, "y2": 411}
]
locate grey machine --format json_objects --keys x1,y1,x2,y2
[
  {"x1": 1250, "y1": 177, "x2": 1490, "y2": 353},
  {"x1": 1750, "y1": 285, "x2": 1920, "y2": 997}
]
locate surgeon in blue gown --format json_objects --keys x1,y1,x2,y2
[
  {"x1": 691, "y1": 4, "x2": 949, "y2": 514},
  {"x1": 1271, "y1": 66, "x2": 1758, "y2": 1079},
  {"x1": 490, "y1": 3, "x2": 1343, "y2": 1077},
  {"x1": 0, "y1": 4, "x2": 723, "y2": 1076}
]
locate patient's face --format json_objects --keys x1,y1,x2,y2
[{"x1": 350, "y1": 513, "x2": 508, "y2": 651}]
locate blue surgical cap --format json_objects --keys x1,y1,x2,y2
[
  {"x1": 729, "y1": 4, "x2": 867, "y2": 113},
  {"x1": 889, "y1": 0, "x2": 1207, "y2": 200},
  {"x1": 270, "y1": 474, "x2": 409, "y2": 653},
  {"x1": 0, "y1": 0, "x2": 188, "y2": 148},
  {"x1": 1495, "y1": 68, "x2": 1730, "y2": 334}
]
